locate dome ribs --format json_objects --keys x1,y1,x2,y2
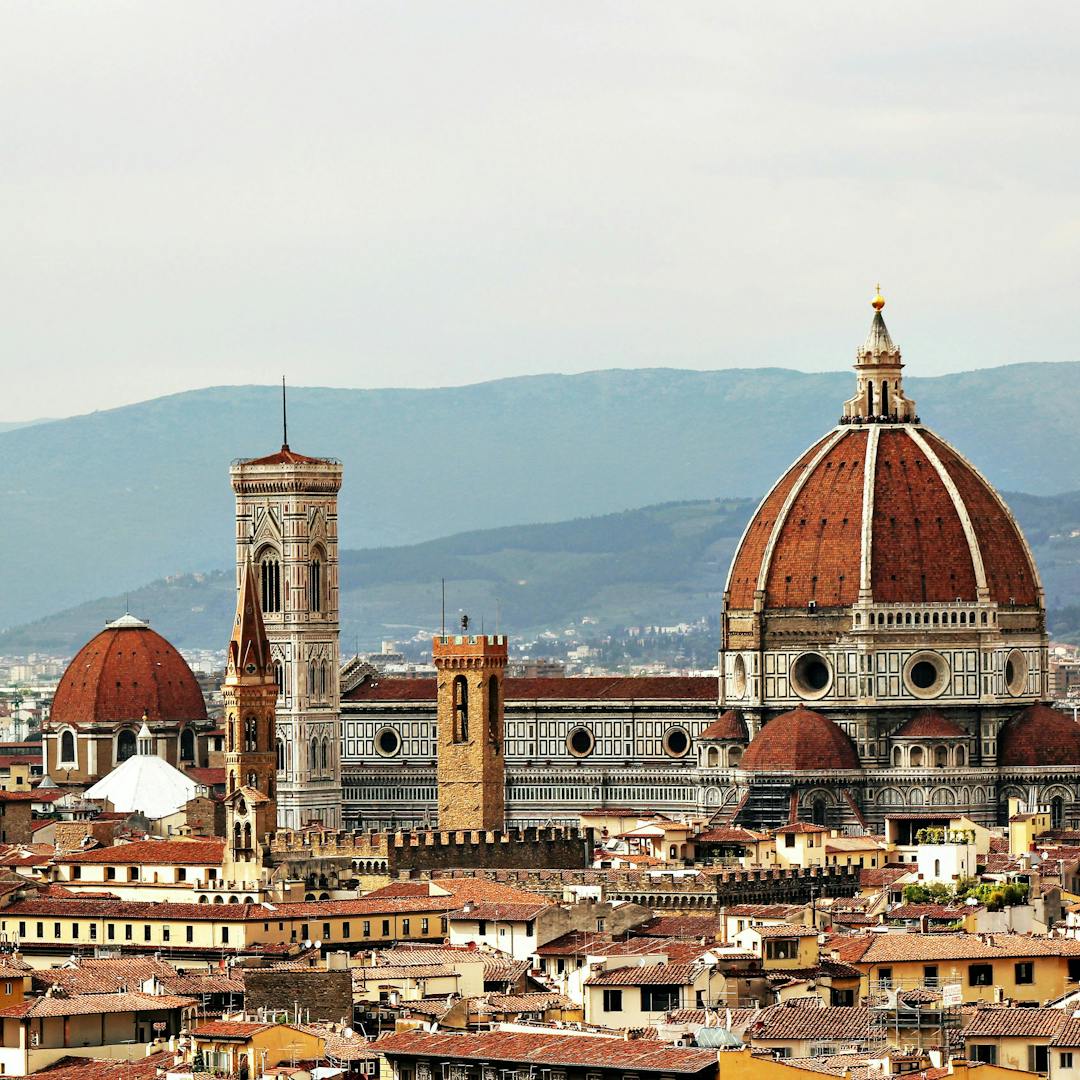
[
  {"x1": 51, "y1": 625, "x2": 207, "y2": 729},
  {"x1": 921, "y1": 432, "x2": 1040, "y2": 606},
  {"x1": 726, "y1": 434, "x2": 833, "y2": 609},
  {"x1": 764, "y1": 430, "x2": 866, "y2": 608},
  {"x1": 871, "y1": 429, "x2": 978, "y2": 603}
]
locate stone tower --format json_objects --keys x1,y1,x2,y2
[
  {"x1": 433, "y1": 622, "x2": 507, "y2": 831},
  {"x1": 222, "y1": 560, "x2": 278, "y2": 882},
  {"x1": 230, "y1": 442, "x2": 343, "y2": 829}
]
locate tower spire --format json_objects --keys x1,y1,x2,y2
[
  {"x1": 281, "y1": 376, "x2": 288, "y2": 450},
  {"x1": 230, "y1": 558, "x2": 271, "y2": 678},
  {"x1": 841, "y1": 286, "x2": 917, "y2": 424}
]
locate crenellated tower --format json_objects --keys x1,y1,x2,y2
[
  {"x1": 433, "y1": 620, "x2": 507, "y2": 832},
  {"x1": 222, "y1": 560, "x2": 279, "y2": 881},
  {"x1": 231, "y1": 441, "x2": 343, "y2": 829}
]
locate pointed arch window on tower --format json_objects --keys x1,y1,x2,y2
[
  {"x1": 867, "y1": 382, "x2": 874, "y2": 416},
  {"x1": 320, "y1": 737, "x2": 329, "y2": 773},
  {"x1": 881, "y1": 380, "x2": 889, "y2": 417},
  {"x1": 276, "y1": 739, "x2": 285, "y2": 772},
  {"x1": 310, "y1": 738, "x2": 319, "y2": 775},
  {"x1": 453, "y1": 675, "x2": 469, "y2": 742},
  {"x1": 309, "y1": 553, "x2": 324, "y2": 614},
  {"x1": 244, "y1": 715, "x2": 258, "y2": 753},
  {"x1": 259, "y1": 552, "x2": 281, "y2": 614},
  {"x1": 272, "y1": 660, "x2": 284, "y2": 698},
  {"x1": 488, "y1": 675, "x2": 500, "y2": 752},
  {"x1": 180, "y1": 727, "x2": 195, "y2": 762},
  {"x1": 60, "y1": 730, "x2": 76, "y2": 765}
]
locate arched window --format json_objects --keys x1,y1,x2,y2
[
  {"x1": 117, "y1": 729, "x2": 137, "y2": 762},
  {"x1": 60, "y1": 730, "x2": 76, "y2": 765},
  {"x1": 728, "y1": 747, "x2": 742, "y2": 767},
  {"x1": 955, "y1": 745, "x2": 966, "y2": 767},
  {"x1": 243, "y1": 822, "x2": 252, "y2": 850},
  {"x1": 319, "y1": 662, "x2": 327, "y2": 699},
  {"x1": 868, "y1": 382, "x2": 875, "y2": 415},
  {"x1": 309, "y1": 552, "x2": 323, "y2": 614},
  {"x1": 276, "y1": 739, "x2": 285, "y2": 771},
  {"x1": 320, "y1": 738, "x2": 329, "y2": 772},
  {"x1": 259, "y1": 551, "x2": 282, "y2": 614},
  {"x1": 881, "y1": 380, "x2": 889, "y2": 416},
  {"x1": 247, "y1": 770, "x2": 257, "y2": 789},
  {"x1": 310, "y1": 738, "x2": 319, "y2": 774},
  {"x1": 1052, "y1": 796, "x2": 1065, "y2": 829},
  {"x1": 273, "y1": 660, "x2": 284, "y2": 697},
  {"x1": 233, "y1": 821, "x2": 242, "y2": 852},
  {"x1": 453, "y1": 675, "x2": 469, "y2": 742},
  {"x1": 812, "y1": 798, "x2": 827, "y2": 826},
  {"x1": 910, "y1": 746, "x2": 924, "y2": 768},
  {"x1": 180, "y1": 727, "x2": 195, "y2": 762},
  {"x1": 244, "y1": 715, "x2": 258, "y2": 752},
  {"x1": 934, "y1": 746, "x2": 948, "y2": 768},
  {"x1": 488, "y1": 675, "x2": 500, "y2": 750},
  {"x1": 934, "y1": 858, "x2": 941, "y2": 878},
  {"x1": 706, "y1": 747, "x2": 720, "y2": 768}
]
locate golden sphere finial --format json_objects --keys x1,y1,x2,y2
[{"x1": 871, "y1": 283, "x2": 885, "y2": 311}]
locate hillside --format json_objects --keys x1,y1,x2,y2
[
  {"x1": 4, "y1": 362, "x2": 1080, "y2": 628},
  {"x1": 9, "y1": 489, "x2": 1080, "y2": 654}
]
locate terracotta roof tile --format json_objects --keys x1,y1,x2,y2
[
  {"x1": 345, "y1": 677, "x2": 717, "y2": 703},
  {"x1": 742, "y1": 707, "x2": 860, "y2": 772},
  {"x1": 58, "y1": 838, "x2": 225, "y2": 865},
  {"x1": 586, "y1": 962, "x2": 695, "y2": 986},
  {"x1": 375, "y1": 1029, "x2": 718, "y2": 1073},
  {"x1": 0, "y1": 991, "x2": 194, "y2": 1019},
  {"x1": 964, "y1": 1007, "x2": 1069, "y2": 1038}
]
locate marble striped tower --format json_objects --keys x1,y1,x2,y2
[{"x1": 230, "y1": 441, "x2": 343, "y2": 829}]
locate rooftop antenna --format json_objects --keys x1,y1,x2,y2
[{"x1": 281, "y1": 376, "x2": 288, "y2": 448}]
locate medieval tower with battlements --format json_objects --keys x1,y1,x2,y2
[
  {"x1": 231, "y1": 442, "x2": 344, "y2": 829},
  {"x1": 433, "y1": 623, "x2": 507, "y2": 831}
]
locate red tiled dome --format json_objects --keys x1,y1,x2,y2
[
  {"x1": 892, "y1": 711, "x2": 966, "y2": 739},
  {"x1": 50, "y1": 616, "x2": 207, "y2": 729},
  {"x1": 726, "y1": 426, "x2": 1040, "y2": 611},
  {"x1": 699, "y1": 710, "x2": 748, "y2": 742},
  {"x1": 740, "y1": 706, "x2": 861, "y2": 772},
  {"x1": 999, "y1": 704, "x2": 1080, "y2": 767}
]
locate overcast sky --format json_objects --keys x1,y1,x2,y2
[{"x1": 2, "y1": 3, "x2": 1078, "y2": 420}]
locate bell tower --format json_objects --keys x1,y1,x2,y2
[
  {"x1": 433, "y1": 618, "x2": 507, "y2": 832},
  {"x1": 222, "y1": 560, "x2": 278, "y2": 881},
  {"x1": 231, "y1": 434, "x2": 344, "y2": 830}
]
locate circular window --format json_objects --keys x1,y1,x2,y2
[
  {"x1": 903, "y1": 652, "x2": 950, "y2": 699},
  {"x1": 790, "y1": 652, "x2": 833, "y2": 700},
  {"x1": 375, "y1": 727, "x2": 401, "y2": 757},
  {"x1": 1005, "y1": 649, "x2": 1028, "y2": 696},
  {"x1": 732, "y1": 654, "x2": 747, "y2": 699},
  {"x1": 663, "y1": 726, "x2": 690, "y2": 758},
  {"x1": 567, "y1": 726, "x2": 595, "y2": 758}
]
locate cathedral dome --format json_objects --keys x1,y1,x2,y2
[
  {"x1": 726, "y1": 423, "x2": 1040, "y2": 612},
  {"x1": 999, "y1": 704, "x2": 1080, "y2": 768},
  {"x1": 740, "y1": 706, "x2": 860, "y2": 772},
  {"x1": 51, "y1": 615, "x2": 207, "y2": 728}
]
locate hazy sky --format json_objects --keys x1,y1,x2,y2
[{"x1": 3, "y1": 3, "x2": 1078, "y2": 420}]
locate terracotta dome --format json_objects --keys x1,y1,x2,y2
[
  {"x1": 699, "y1": 710, "x2": 748, "y2": 742},
  {"x1": 51, "y1": 615, "x2": 207, "y2": 728},
  {"x1": 726, "y1": 424, "x2": 1040, "y2": 611},
  {"x1": 740, "y1": 706, "x2": 861, "y2": 772},
  {"x1": 892, "y1": 711, "x2": 966, "y2": 739},
  {"x1": 999, "y1": 704, "x2": 1080, "y2": 767}
]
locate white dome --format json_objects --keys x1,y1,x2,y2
[{"x1": 84, "y1": 752, "x2": 204, "y2": 820}]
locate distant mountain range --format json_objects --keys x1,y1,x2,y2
[
  {"x1": 8, "y1": 488, "x2": 1080, "y2": 654},
  {"x1": 3, "y1": 362, "x2": 1080, "y2": 631}
]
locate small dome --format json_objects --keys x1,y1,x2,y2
[
  {"x1": 892, "y1": 711, "x2": 966, "y2": 739},
  {"x1": 999, "y1": 704, "x2": 1080, "y2": 767},
  {"x1": 51, "y1": 618, "x2": 206, "y2": 729},
  {"x1": 740, "y1": 706, "x2": 861, "y2": 772},
  {"x1": 699, "y1": 710, "x2": 748, "y2": 742}
]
